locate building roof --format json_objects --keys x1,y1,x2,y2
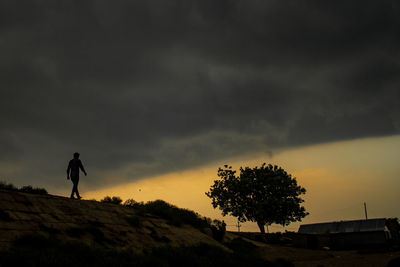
[{"x1": 298, "y1": 218, "x2": 387, "y2": 234}]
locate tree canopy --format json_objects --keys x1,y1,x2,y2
[{"x1": 206, "y1": 163, "x2": 308, "y2": 233}]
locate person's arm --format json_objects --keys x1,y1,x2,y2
[
  {"x1": 79, "y1": 160, "x2": 87, "y2": 176},
  {"x1": 66, "y1": 161, "x2": 71, "y2": 179}
]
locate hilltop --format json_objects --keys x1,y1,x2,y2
[
  {"x1": 0, "y1": 188, "x2": 293, "y2": 267},
  {"x1": 0, "y1": 189, "x2": 231, "y2": 251}
]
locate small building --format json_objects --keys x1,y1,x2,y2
[{"x1": 295, "y1": 218, "x2": 398, "y2": 249}]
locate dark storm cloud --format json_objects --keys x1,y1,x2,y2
[{"x1": 0, "y1": 0, "x2": 399, "y2": 191}]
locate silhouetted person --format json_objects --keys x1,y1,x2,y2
[
  {"x1": 67, "y1": 152, "x2": 87, "y2": 199},
  {"x1": 221, "y1": 220, "x2": 226, "y2": 233}
]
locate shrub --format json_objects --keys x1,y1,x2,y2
[
  {"x1": 19, "y1": 185, "x2": 48, "y2": 195},
  {"x1": 210, "y1": 226, "x2": 224, "y2": 242},
  {"x1": 0, "y1": 181, "x2": 18, "y2": 191},
  {"x1": 0, "y1": 181, "x2": 48, "y2": 195},
  {"x1": 123, "y1": 198, "x2": 140, "y2": 207},
  {"x1": 130, "y1": 200, "x2": 212, "y2": 229},
  {"x1": 123, "y1": 199, "x2": 222, "y2": 235},
  {"x1": 210, "y1": 220, "x2": 227, "y2": 241},
  {"x1": 100, "y1": 196, "x2": 123, "y2": 205}
]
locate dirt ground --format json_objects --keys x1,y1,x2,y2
[{"x1": 257, "y1": 244, "x2": 400, "y2": 267}]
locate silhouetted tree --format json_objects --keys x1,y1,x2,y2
[
  {"x1": 100, "y1": 196, "x2": 123, "y2": 205},
  {"x1": 206, "y1": 164, "x2": 308, "y2": 233},
  {"x1": 123, "y1": 198, "x2": 139, "y2": 207}
]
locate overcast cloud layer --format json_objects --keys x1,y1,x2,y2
[{"x1": 1, "y1": 0, "x2": 399, "y2": 190}]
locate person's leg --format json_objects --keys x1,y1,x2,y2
[
  {"x1": 71, "y1": 180, "x2": 76, "y2": 198},
  {"x1": 71, "y1": 178, "x2": 80, "y2": 199},
  {"x1": 73, "y1": 178, "x2": 81, "y2": 199},
  {"x1": 70, "y1": 181, "x2": 75, "y2": 199}
]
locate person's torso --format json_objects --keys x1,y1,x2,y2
[{"x1": 69, "y1": 159, "x2": 81, "y2": 176}]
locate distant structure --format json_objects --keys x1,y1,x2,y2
[{"x1": 295, "y1": 218, "x2": 400, "y2": 249}]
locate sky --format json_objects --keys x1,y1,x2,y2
[
  {"x1": 83, "y1": 135, "x2": 400, "y2": 232},
  {"x1": 1, "y1": 1, "x2": 399, "y2": 231}
]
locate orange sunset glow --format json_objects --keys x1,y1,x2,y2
[{"x1": 82, "y1": 135, "x2": 400, "y2": 232}]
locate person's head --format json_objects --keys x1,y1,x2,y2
[{"x1": 73, "y1": 152, "x2": 80, "y2": 159}]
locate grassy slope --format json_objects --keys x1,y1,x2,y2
[{"x1": 0, "y1": 189, "x2": 295, "y2": 266}]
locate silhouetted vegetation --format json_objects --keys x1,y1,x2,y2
[
  {"x1": 124, "y1": 199, "x2": 212, "y2": 229},
  {"x1": 100, "y1": 196, "x2": 123, "y2": 205},
  {"x1": 0, "y1": 234, "x2": 293, "y2": 267},
  {"x1": 122, "y1": 199, "x2": 228, "y2": 241},
  {"x1": 0, "y1": 181, "x2": 17, "y2": 191},
  {"x1": 123, "y1": 198, "x2": 137, "y2": 206},
  {"x1": 0, "y1": 181, "x2": 48, "y2": 195},
  {"x1": 206, "y1": 164, "x2": 308, "y2": 233},
  {"x1": 19, "y1": 185, "x2": 48, "y2": 195},
  {"x1": 210, "y1": 220, "x2": 226, "y2": 242}
]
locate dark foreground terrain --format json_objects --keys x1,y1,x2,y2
[
  {"x1": 257, "y1": 243, "x2": 400, "y2": 267},
  {"x1": 0, "y1": 188, "x2": 398, "y2": 266},
  {"x1": 0, "y1": 188, "x2": 292, "y2": 266}
]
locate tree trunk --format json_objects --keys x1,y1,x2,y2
[{"x1": 257, "y1": 221, "x2": 265, "y2": 233}]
